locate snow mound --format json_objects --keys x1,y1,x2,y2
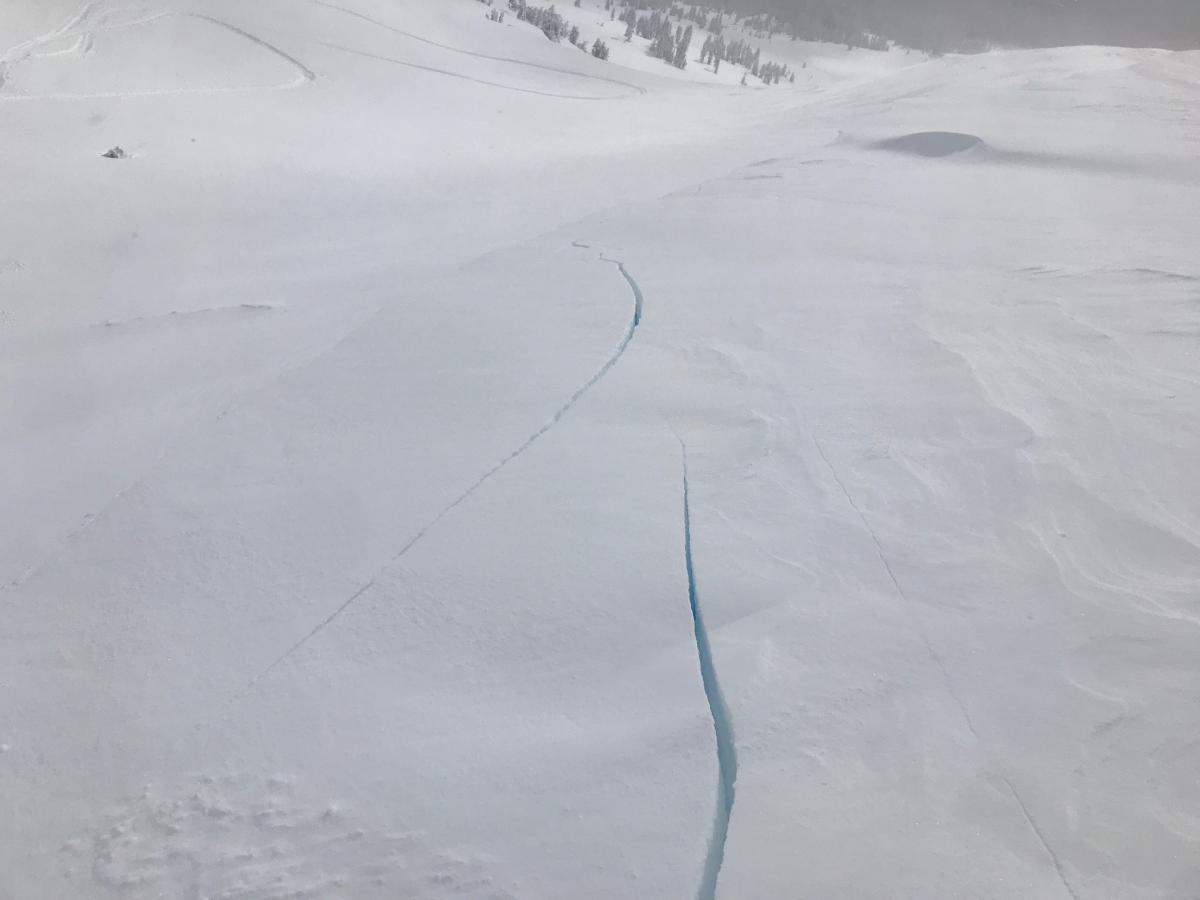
[{"x1": 872, "y1": 132, "x2": 987, "y2": 158}]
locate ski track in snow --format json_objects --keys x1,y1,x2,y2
[
  {"x1": 311, "y1": 0, "x2": 645, "y2": 96},
  {"x1": 811, "y1": 437, "x2": 1081, "y2": 900},
  {"x1": 1, "y1": 0, "x2": 100, "y2": 60},
  {"x1": 241, "y1": 247, "x2": 645, "y2": 694},
  {"x1": 675, "y1": 434, "x2": 738, "y2": 900},
  {"x1": 0, "y1": 8, "x2": 315, "y2": 102},
  {"x1": 192, "y1": 14, "x2": 317, "y2": 85},
  {"x1": 320, "y1": 42, "x2": 634, "y2": 100}
]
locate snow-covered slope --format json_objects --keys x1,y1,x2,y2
[
  {"x1": 565, "y1": 0, "x2": 921, "y2": 88},
  {"x1": 3, "y1": 2, "x2": 1200, "y2": 899}
]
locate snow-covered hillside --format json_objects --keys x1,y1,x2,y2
[{"x1": 3, "y1": 2, "x2": 1199, "y2": 899}]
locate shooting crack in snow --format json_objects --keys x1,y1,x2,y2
[
  {"x1": 241, "y1": 247, "x2": 645, "y2": 694},
  {"x1": 812, "y1": 437, "x2": 1080, "y2": 900},
  {"x1": 676, "y1": 434, "x2": 738, "y2": 900},
  {"x1": 9, "y1": 7, "x2": 1200, "y2": 893}
]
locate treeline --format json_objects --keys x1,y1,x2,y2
[
  {"x1": 739, "y1": 11, "x2": 888, "y2": 51},
  {"x1": 622, "y1": 1, "x2": 890, "y2": 53},
  {"x1": 494, "y1": 0, "x2": 1200, "y2": 57},
  {"x1": 618, "y1": 7, "x2": 694, "y2": 68},
  {"x1": 483, "y1": 0, "x2": 808, "y2": 83},
  {"x1": 714, "y1": 6, "x2": 887, "y2": 52},
  {"x1": 613, "y1": 0, "x2": 795, "y2": 81},
  {"x1": 699, "y1": 34, "x2": 794, "y2": 82},
  {"x1": 504, "y1": 0, "x2": 569, "y2": 41}
]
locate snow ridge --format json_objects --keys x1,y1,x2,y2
[
  {"x1": 242, "y1": 248, "x2": 644, "y2": 693},
  {"x1": 677, "y1": 436, "x2": 738, "y2": 900}
]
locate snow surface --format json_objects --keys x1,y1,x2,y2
[{"x1": 3, "y1": 1, "x2": 1200, "y2": 899}]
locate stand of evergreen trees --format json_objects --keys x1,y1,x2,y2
[
  {"x1": 644, "y1": 16, "x2": 693, "y2": 68},
  {"x1": 496, "y1": 0, "x2": 612, "y2": 60},
  {"x1": 506, "y1": 1, "x2": 568, "y2": 41},
  {"x1": 618, "y1": 1, "x2": 793, "y2": 81},
  {"x1": 497, "y1": 0, "x2": 1199, "y2": 61}
]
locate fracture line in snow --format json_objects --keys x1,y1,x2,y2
[
  {"x1": 675, "y1": 432, "x2": 738, "y2": 900},
  {"x1": 241, "y1": 248, "x2": 644, "y2": 693},
  {"x1": 812, "y1": 438, "x2": 1080, "y2": 900},
  {"x1": 599, "y1": 253, "x2": 643, "y2": 325}
]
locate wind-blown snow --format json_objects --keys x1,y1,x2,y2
[{"x1": 3, "y1": 1, "x2": 1200, "y2": 899}]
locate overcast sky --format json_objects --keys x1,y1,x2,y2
[{"x1": 738, "y1": 0, "x2": 1200, "y2": 50}]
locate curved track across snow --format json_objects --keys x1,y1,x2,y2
[{"x1": 311, "y1": 0, "x2": 644, "y2": 98}]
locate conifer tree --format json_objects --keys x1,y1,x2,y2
[{"x1": 673, "y1": 24, "x2": 692, "y2": 69}]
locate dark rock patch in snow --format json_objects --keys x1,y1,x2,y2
[
  {"x1": 872, "y1": 132, "x2": 986, "y2": 157},
  {"x1": 101, "y1": 146, "x2": 128, "y2": 159}
]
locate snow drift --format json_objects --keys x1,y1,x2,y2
[{"x1": 873, "y1": 130, "x2": 987, "y2": 157}]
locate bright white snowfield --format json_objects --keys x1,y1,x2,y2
[{"x1": 3, "y1": 0, "x2": 1200, "y2": 897}]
